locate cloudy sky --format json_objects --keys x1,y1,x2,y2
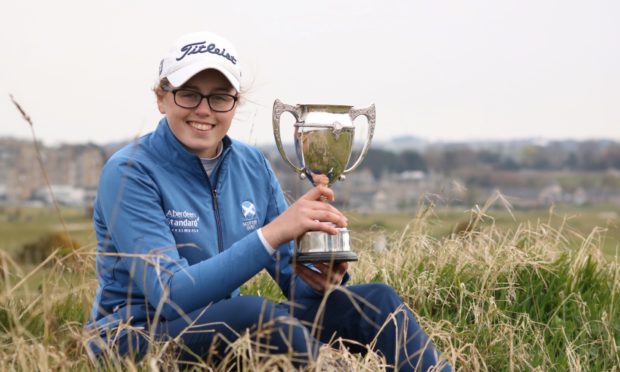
[{"x1": 1, "y1": 0, "x2": 619, "y2": 147}]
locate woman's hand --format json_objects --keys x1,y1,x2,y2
[
  {"x1": 294, "y1": 261, "x2": 349, "y2": 293},
  {"x1": 261, "y1": 185, "x2": 348, "y2": 248}
]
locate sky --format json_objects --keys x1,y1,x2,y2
[{"x1": 1, "y1": 0, "x2": 619, "y2": 147}]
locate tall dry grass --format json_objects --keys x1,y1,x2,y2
[
  {"x1": 2, "y1": 199, "x2": 618, "y2": 370},
  {"x1": 349, "y1": 199, "x2": 619, "y2": 371}
]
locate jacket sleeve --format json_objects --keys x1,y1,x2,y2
[
  {"x1": 97, "y1": 156, "x2": 274, "y2": 319},
  {"x1": 260, "y1": 156, "x2": 347, "y2": 300}
]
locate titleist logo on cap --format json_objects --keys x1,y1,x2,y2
[{"x1": 177, "y1": 42, "x2": 237, "y2": 65}]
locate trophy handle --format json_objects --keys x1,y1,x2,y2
[
  {"x1": 272, "y1": 99, "x2": 305, "y2": 174},
  {"x1": 343, "y1": 104, "x2": 376, "y2": 175}
]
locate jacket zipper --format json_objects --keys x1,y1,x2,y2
[
  {"x1": 211, "y1": 188, "x2": 224, "y2": 253},
  {"x1": 197, "y1": 158, "x2": 225, "y2": 253}
]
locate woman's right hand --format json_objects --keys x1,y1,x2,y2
[{"x1": 261, "y1": 185, "x2": 348, "y2": 248}]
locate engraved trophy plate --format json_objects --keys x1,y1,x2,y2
[{"x1": 273, "y1": 100, "x2": 376, "y2": 263}]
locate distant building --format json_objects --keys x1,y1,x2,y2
[
  {"x1": 0, "y1": 138, "x2": 106, "y2": 206},
  {"x1": 0, "y1": 138, "x2": 43, "y2": 202}
]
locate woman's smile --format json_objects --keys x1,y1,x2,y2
[{"x1": 188, "y1": 120, "x2": 215, "y2": 131}]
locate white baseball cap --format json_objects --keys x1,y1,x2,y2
[{"x1": 158, "y1": 31, "x2": 242, "y2": 91}]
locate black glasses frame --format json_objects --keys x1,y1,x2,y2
[{"x1": 166, "y1": 88, "x2": 238, "y2": 112}]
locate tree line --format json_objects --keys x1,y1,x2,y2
[{"x1": 269, "y1": 140, "x2": 620, "y2": 179}]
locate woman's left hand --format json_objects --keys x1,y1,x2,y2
[{"x1": 293, "y1": 261, "x2": 348, "y2": 293}]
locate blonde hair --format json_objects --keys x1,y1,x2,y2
[{"x1": 152, "y1": 78, "x2": 171, "y2": 100}]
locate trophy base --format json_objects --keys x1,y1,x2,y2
[
  {"x1": 291, "y1": 251, "x2": 359, "y2": 264},
  {"x1": 290, "y1": 227, "x2": 358, "y2": 264}
]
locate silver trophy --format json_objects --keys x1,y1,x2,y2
[{"x1": 272, "y1": 99, "x2": 376, "y2": 263}]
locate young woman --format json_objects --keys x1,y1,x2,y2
[{"x1": 88, "y1": 31, "x2": 451, "y2": 371}]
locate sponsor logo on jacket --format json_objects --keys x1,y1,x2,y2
[{"x1": 166, "y1": 209, "x2": 199, "y2": 233}]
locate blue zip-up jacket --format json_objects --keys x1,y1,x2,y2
[{"x1": 89, "y1": 118, "x2": 323, "y2": 333}]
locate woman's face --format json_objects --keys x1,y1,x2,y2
[{"x1": 157, "y1": 69, "x2": 237, "y2": 158}]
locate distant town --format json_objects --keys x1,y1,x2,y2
[{"x1": 1, "y1": 136, "x2": 620, "y2": 211}]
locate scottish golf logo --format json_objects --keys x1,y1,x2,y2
[
  {"x1": 166, "y1": 209, "x2": 200, "y2": 233},
  {"x1": 241, "y1": 201, "x2": 258, "y2": 231}
]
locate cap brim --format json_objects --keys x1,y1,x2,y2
[{"x1": 166, "y1": 58, "x2": 240, "y2": 91}]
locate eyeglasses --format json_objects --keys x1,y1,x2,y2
[{"x1": 165, "y1": 88, "x2": 238, "y2": 112}]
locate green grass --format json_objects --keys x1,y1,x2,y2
[{"x1": 0, "y1": 206, "x2": 94, "y2": 254}]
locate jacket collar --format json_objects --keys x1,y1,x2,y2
[{"x1": 152, "y1": 117, "x2": 233, "y2": 174}]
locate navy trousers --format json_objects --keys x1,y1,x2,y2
[{"x1": 118, "y1": 283, "x2": 451, "y2": 371}]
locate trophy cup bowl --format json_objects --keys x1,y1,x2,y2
[{"x1": 273, "y1": 100, "x2": 376, "y2": 263}]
